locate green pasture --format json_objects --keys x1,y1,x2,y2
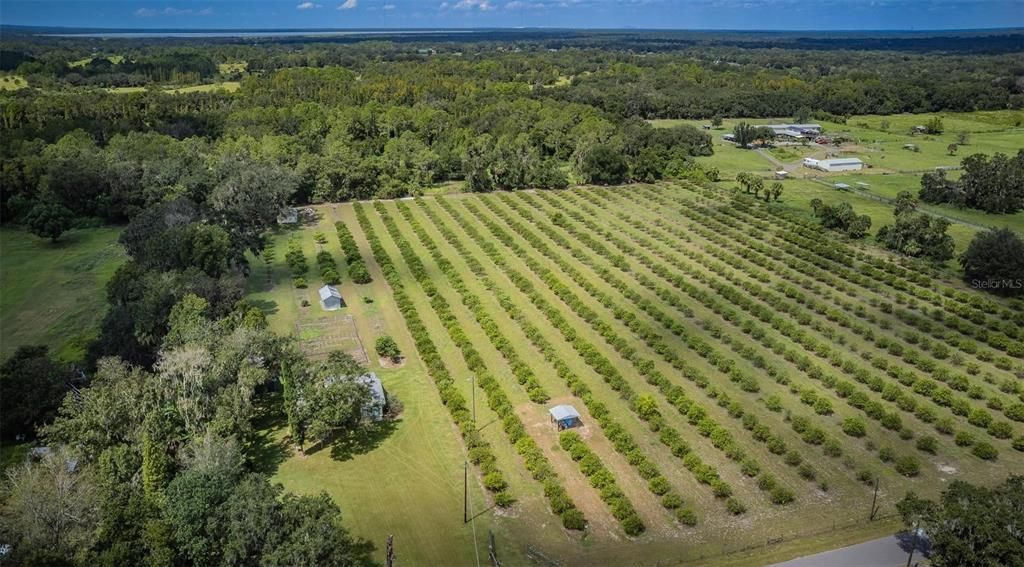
[
  {"x1": 217, "y1": 62, "x2": 248, "y2": 74},
  {"x1": 106, "y1": 81, "x2": 241, "y2": 95},
  {"x1": 0, "y1": 228, "x2": 124, "y2": 363},
  {"x1": 0, "y1": 75, "x2": 28, "y2": 91},
  {"x1": 650, "y1": 111, "x2": 1023, "y2": 176}
]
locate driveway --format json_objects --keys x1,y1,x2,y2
[{"x1": 769, "y1": 532, "x2": 926, "y2": 567}]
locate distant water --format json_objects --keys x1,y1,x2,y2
[{"x1": 44, "y1": 29, "x2": 479, "y2": 38}]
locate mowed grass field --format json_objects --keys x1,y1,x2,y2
[
  {"x1": 0, "y1": 228, "x2": 125, "y2": 363},
  {"x1": 248, "y1": 185, "x2": 1024, "y2": 565},
  {"x1": 657, "y1": 111, "x2": 1024, "y2": 260}
]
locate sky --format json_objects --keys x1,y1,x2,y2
[{"x1": 1, "y1": 0, "x2": 1023, "y2": 31}]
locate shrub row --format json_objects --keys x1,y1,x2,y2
[
  {"x1": 335, "y1": 221, "x2": 373, "y2": 284},
  {"x1": 527, "y1": 190, "x2": 839, "y2": 488},
  {"x1": 632, "y1": 188, "x2": 1020, "y2": 441},
  {"x1": 723, "y1": 188, "x2": 1022, "y2": 356},
  {"x1": 392, "y1": 201, "x2": 549, "y2": 403},
  {"x1": 656, "y1": 191, "x2": 1015, "y2": 416},
  {"x1": 316, "y1": 249, "x2": 341, "y2": 285},
  {"x1": 559, "y1": 432, "x2": 645, "y2": 536},
  {"x1": 555, "y1": 188, "x2": 925, "y2": 475},
  {"x1": 605, "y1": 187, "x2": 1017, "y2": 451},
  {"x1": 528, "y1": 191, "x2": 830, "y2": 467},
  {"x1": 352, "y1": 203, "x2": 520, "y2": 512},
  {"x1": 458, "y1": 197, "x2": 743, "y2": 508},
  {"x1": 422, "y1": 197, "x2": 697, "y2": 526},
  {"x1": 369, "y1": 202, "x2": 584, "y2": 527}
]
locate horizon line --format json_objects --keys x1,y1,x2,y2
[{"x1": 4, "y1": 23, "x2": 1024, "y2": 34}]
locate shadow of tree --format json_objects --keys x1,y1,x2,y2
[
  {"x1": 896, "y1": 530, "x2": 932, "y2": 557},
  {"x1": 326, "y1": 419, "x2": 400, "y2": 462},
  {"x1": 248, "y1": 297, "x2": 279, "y2": 316},
  {"x1": 349, "y1": 536, "x2": 381, "y2": 566},
  {"x1": 248, "y1": 394, "x2": 291, "y2": 476}
]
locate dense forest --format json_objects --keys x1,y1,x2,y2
[{"x1": 2, "y1": 30, "x2": 1022, "y2": 226}]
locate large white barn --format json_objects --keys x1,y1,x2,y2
[{"x1": 803, "y1": 157, "x2": 864, "y2": 172}]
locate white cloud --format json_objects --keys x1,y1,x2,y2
[
  {"x1": 296, "y1": 1, "x2": 322, "y2": 8},
  {"x1": 453, "y1": 0, "x2": 494, "y2": 9},
  {"x1": 135, "y1": 6, "x2": 213, "y2": 17},
  {"x1": 383, "y1": 3, "x2": 396, "y2": 8},
  {"x1": 339, "y1": 0, "x2": 358, "y2": 8}
]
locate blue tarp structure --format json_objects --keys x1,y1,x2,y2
[{"x1": 549, "y1": 404, "x2": 582, "y2": 430}]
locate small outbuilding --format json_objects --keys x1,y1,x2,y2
[
  {"x1": 803, "y1": 157, "x2": 864, "y2": 172},
  {"x1": 322, "y1": 372, "x2": 387, "y2": 421},
  {"x1": 549, "y1": 404, "x2": 582, "y2": 430},
  {"x1": 319, "y1": 285, "x2": 344, "y2": 310},
  {"x1": 277, "y1": 207, "x2": 299, "y2": 225},
  {"x1": 774, "y1": 170, "x2": 788, "y2": 179},
  {"x1": 356, "y1": 372, "x2": 387, "y2": 421}
]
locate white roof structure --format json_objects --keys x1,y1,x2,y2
[
  {"x1": 319, "y1": 285, "x2": 341, "y2": 301},
  {"x1": 355, "y1": 372, "x2": 385, "y2": 406},
  {"x1": 768, "y1": 123, "x2": 822, "y2": 135},
  {"x1": 549, "y1": 405, "x2": 581, "y2": 422},
  {"x1": 277, "y1": 207, "x2": 298, "y2": 224},
  {"x1": 822, "y1": 158, "x2": 863, "y2": 166}
]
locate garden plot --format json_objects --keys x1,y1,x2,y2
[{"x1": 295, "y1": 314, "x2": 369, "y2": 363}]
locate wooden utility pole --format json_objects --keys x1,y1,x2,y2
[
  {"x1": 386, "y1": 535, "x2": 395, "y2": 567},
  {"x1": 869, "y1": 478, "x2": 880, "y2": 521},
  {"x1": 463, "y1": 461, "x2": 469, "y2": 524},
  {"x1": 488, "y1": 530, "x2": 501, "y2": 567},
  {"x1": 471, "y1": 374, "x2": 477, "y2": 424}
]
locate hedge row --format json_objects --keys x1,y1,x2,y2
[
  {"x1": 335, "y1": 221, "x2": 373, "y2": 284},
  {"x1": 559, "y1": 431, "x2": 645, "y2": 536},
  {"x1": 316, "y1": 249, "x2": 341, "y2": 285},
  {"x1": 660, "y1": 187, "x2": 1016, "y2": 383},
  {"x1": 627, "y1": 187, "x2": 1020, "y2": 443},
  {"x1": 392, "y1": 201, "x2": 550, "y2": 403},
  {"x1": 679, "y1": 204, "x2": 1020, "y2": 435},
  {"x1": 599, "y1": 187, "x2": 1015, "y2": 452},
  {"x1": 370, "y1": 202, "x2": 585, "y2": 528},
  {"x1": 550, "y1": 188, "x2": 924, "y2": 475},
  {"x1": 457, "y1": 197, "x2": 743, "y2": 509},
  {"x1": 422, "y1": 197, "x2": 698, "y2": 526},
  {"x1": 516, "y1": 190, "x2": 823, "y2": 490},
  {"x1": 352, "y1": 202, "x2": 518, "y2": 510},
  {"x1": 722, "y1": 188, "x2": 1023, "y2": 356}
]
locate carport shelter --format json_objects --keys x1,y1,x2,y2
[{"x1": 549, "y1": 404, "x2": 582, "y2": 430}]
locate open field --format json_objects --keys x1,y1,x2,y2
[
  {"x1": 105, "y1": 81, "x2": 241, "y2": 94},
  {"x1": 248, "y1": 185, "x2": 1024, "y2": 565},
  {"x1": 652, "y1": 110, "x2": 1023, "y2": 176},
  {"x1": 0, "y1": 228, "x2": 125, "y2": 363},
  {"x1": 0, "y1": 75, "x2": 28, "y2": 91},
  {"x1": 659, "y1": 111, "x2": 1023, "y2": 260},
  {"x1": 217, "y1": 62, "x2": 248, "y2": 74}
]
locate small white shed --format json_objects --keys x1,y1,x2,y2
[{"x1": 319, "y1": 285, "x2": 343, "y2": 310}]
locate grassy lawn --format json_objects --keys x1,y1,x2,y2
[
  {"x1": 217, "y1": 62, "x2": 248, "y2": 74},
  {"x1": 651, "y1": 111, "x2": 1023, "y2": 176},
  {"x1": 0, "y1": 75, "x2": 28, "y2": 91},
  {"x1": 0, "y1": 228, "x2": 124, "y2": 363},
  {"x1": 166, "y1": 81, "x2": 241, "y2": 94},
  {"x1": 247, "y1": 205, "x2": 526, "y2": 565},
  {"x1": 106, "y1": 82, "x2": 241, "y2": 95}
]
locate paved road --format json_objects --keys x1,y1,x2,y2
[{"x1": 770, "y1": 533, "x2": 922, "y2": 567}]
